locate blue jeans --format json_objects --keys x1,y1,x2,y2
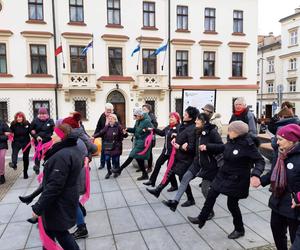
[
  {"x1": 105, "y1": 154, "x2": 120, "y2": 173},
  {"x1": 76, "y1": 204, "x2": 85, "y2": 226},
  {"x1": 100, "y1": 147, "x2": 105, "y2": 167}
]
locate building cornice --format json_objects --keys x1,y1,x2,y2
[
  {"x1": 279, "y1": 12, "x2": 300, "y2": 23},
  {"x1": 279, "y1": 51, "x2": 300, "y2": 59},
  {"x1": 20, "y1": 31, "x2": 53, "y2": 38},
  {"x1": 171, "y1": 84, "x2": 258, "y2": 90},
  {"x1": 101, "y1": 34, "x2": 129, "y2": 42},
  {"x1": 0, "y1": 83, "x2": 58, "y2": 89},
  {"x1": 0, "y1": 30, "x2": 13, "y2": 37},
  {"x1": 199, "y1": 40, "x2": 222, "y2": 47},
  {"x1": 136, "y1": 36, "x2": 163, "y2": 44},
  {"x1": 97, "y1": 76, "x2": 134, "y2": 82},
  {"x1": 61, "y1": 32, "x2": 93, "y2": 39},
  {"x1": 171, "y1": 39, "x2": 195, "y2": 46},
  {"x1": 228, "y1": 42, "x2": 250, "y2": 48}
]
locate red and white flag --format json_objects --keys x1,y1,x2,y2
[{"x1": 55, "y1": 45, "x2": 62, "y2": 56}]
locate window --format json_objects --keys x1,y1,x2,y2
[
  {"x1": 109, "y1": 48, "x2": 123, "y2": 75},
  {"x1": 69, "y1": 0, "x2": 84, "y2": 22},
  {"x1": 267, "y1": 59, "x2": 274, "y2": 73},
  {"x1": 232, "y1": 52, "x2": 243, "y2": 77},
  {"x1": 33, "y1": 101, "x2": 49, "y2": 118},
  {"x1": 0, "y1": 102, "x2": 8, "y2": 122},
  {"x1": 30, "y1": 45, "x2": 47, "y2": 74},
  {"x1": 233, "y1": 10, "x2": 243, "y2": 33},
  {"x1": 257, "y1": 60, "x2": 260, "y2": 75},
  {"x1": 28, "y1": 0, "x2": 43, "y2": 20},
  {"x1": 70, "y1": 46, "x2": 87, "y2": 73},
  {"x1": 107, "y1": 0, "x2": 120, "y2": 25},
  {"x1": 290, "y1": 30, "x2": 298, "y2": 46},
  {"x1": 203, "y1": 51, "x2": 215, "y2": 76},
  {"x1": 289, "y1": 80, "x2": 297, "y2": 92},
  {"x1": 176, "y1": 51, "x2": 188, "y2": 76},
  {"x1": 175, "y1": 98, "x2": 183, "y2": 117},
  {"x1": 142, "y1": 49, "x2": 156, "y2": 74},
  {"x1": 145, "y1": 100, "x2": 155, "y2": 115},
  {"x1": 0, "y1": 43, "x2": 7, "y2": 74},
  {"x1": 267, "y1": 82, "x2": 274, "y2": 93},
  {"x1": 204, "y1": 8, "x2": 215, "y2": 32},
  {"x1": 143, "y1": 2, "x2": 155, "y2": 27},
  {"x1": 74, "y1": 100, "x2": 87, "y2": 120},
  {"x1": 289, "y1": 58, "x2": 297, "y2": 70},
  {"x1": 177, "y1": 6, "x2": 188, "y2": 30}
]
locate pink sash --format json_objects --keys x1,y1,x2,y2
[
  {"x1": 137, "y1": 130, "x2": 154, "y2": 156},
  {"x1": 38, "y1": 217, "x2": 63, "y2": 250},
  {"x1": 161, "y1": 146, "x2": 176, "y2": 184},
  {"x1": 80, "y1": 157, "x2": 90, "y2": 205},
  {"x1": 8, "y1": 134, "x2": 14, "y2": 142},
  {"x1": 22, "y1": 139, "x2": 34, "y2": 153}
]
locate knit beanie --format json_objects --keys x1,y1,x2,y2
[
  {"x1": 277, "y1": 124, "x2": 300, "y2": 142},
  {"x1": 228, "y1": 121, "x2": 249, "y2": 136},
  {"x1": 38, "y1": 107, "x2": 48, "y2": 115},
  {"x1": 185, "y1": 106, "x2": 199, "y2": 121},
  {"x1": 202, "y1": 104, "x2": 214, "y2": 113},
  {"x1": 62, "y1": 116, "x2": 80, "y2": 128},
  {"x1": 133, "y1": 107, "x2": 143, "y2": 116}
]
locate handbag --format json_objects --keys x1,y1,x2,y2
[{"x1": 103, "y1": 141, "x2": 115, "y2": 151}]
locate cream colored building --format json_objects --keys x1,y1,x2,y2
[
  {"x1": 0, "y1": 0, "x2": 258, "y2": 130},
  {"x1": 257, "y1": 8, "x2": 300, "y2": 118}
]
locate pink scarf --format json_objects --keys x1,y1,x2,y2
[
  {"x1": 138, "y1": 130, "x2": 154, "y2": 155},
  {"x1": 38, "y1": 217, "x2": 63, "y2": 250},
  {"x1": 80, "y1": 157, "x2": 91, "y2": 205},
  {"x1": 162, "y1": 146, "x2": 176, "y2": 184}
]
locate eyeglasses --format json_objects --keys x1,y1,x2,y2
[{"x1": 203, "y1": 109, "x2": 213, "y2": 114}]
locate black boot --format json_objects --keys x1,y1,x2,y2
[
  {"x1": 228, "y1": 230, "x2": 245, "y2": 239},
  {"x1": 105, "y1": 172, "x2": 111, "y2": 179},
  {"x1": 19, "y1": 185, "x2": 43, "y2": 204},
  {"x1": 0, "y1": 175, "x2": 5, "y2": 184},
  {"x1": 207, "y1": 211, "x2": 215, "y2": 220},
  {"x1": 187, "y1": 216, "x2": 206, "y2": 228},
  {"x1": 27, "y1": 217, "x2": 38, "y2": 224},
  {"x1": 33, "y1": 165, "x2": 40, "y2": 175},
  {"x1": 146, "y1": 183, "x2": 165, "y2": 198},
  {"x1": 162, "y1": 200, "x2": 178, "y2": 212},
  {"x1": 23, "y1": 171, "x2": 28, "y2": 179},
  {"x1": 137, "y1": 172, "x2": 148, "y2": 181},
  {"x1": 143, "y1": 180, "x2": 155, "y2": 187},
  {"x1": 181, "y1": 199, "x2": 195, "y2": 207},
  {"x1": 167, "y1": 186, "x2": 178, "y2": 192},
  {"x1": 9, "y1": 162, "x2": 17, "y2": 170},
  {"x1": 111, "y1": 167, "x2": 123, "y2": 175},
  {"x1": 23, "y1": 161, "x2": 29, "y2": 179},
  {"x1": 72, "y1": 224, "x2": 89, "y2": 240}
]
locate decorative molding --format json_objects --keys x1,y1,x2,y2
[
  {"x1": 175, "y1": 29, "x2": 191, "y2": 33},
  {"x1": 171, "y1": 84, "x2": 258, "y2": 90},
  {"x1": 199, "y1": 40, "x2": 222, "y2": 47},
  {"x1": 101, "y1": 34, "x2": 129, "y2": 42},
  {"x1": 228, "y1": 77, "x2": 248, "y2": 80},
  {"x1": 105, "y1": 24, "x2": 124, "y2": 29},
  {"x1": 200, "y1": 76, "x2": 221, "y2": 80},
  {"x1": 0, "y1": 73, "x2": 13, "y2": 77},
  {"x1": 143, "y1": 96, "x2": 158, "y2": 115},
  {"x1": 141, "y1": 26, "x2": 159, "y2": 31},
  {"x1": 136, "y1": 36, "x2": 163, "y2": 44},
  {"x1": 21, "y1": 31, "x2": 53, "y2": 38},
  {"x1": 0, "y1": 30, "x2": 13, "y2": 37},
  {"x1": 97, "y1": 76, "x2": 134, "y2": 82},
  {"x1": 203, "y1": 31, "x2": 218, "y2": 35},
  {"x1": 172, "y1": 76, "x2": 193, "y2": 80},
  {"x1": 228, "y1": 42, "x2": 250, "y2": 48},
  {"x1": 25, "y1": 20, "x2": 47, "y2": 25},
  {"x1": 0, "y1": 83, "x2": 57, "y2": 89},
  {"x1": 67, "y1": 21, "x2": 87, "y2": 26},
  {"x1": 61, "y1": 32, "x2": 93, "y2": 39},
  {"x1": 171, "y1": 39, "x2": 195, "y2": 46},
  {"x1": 280, "y1": 51, "x2": 300, "y2": 59},
  {"x1": 25, "y1": 74, "x2": 54, "y2": 78},
  {"x1": 232, "y1": 32, "x2": 246, "y2": 36}
]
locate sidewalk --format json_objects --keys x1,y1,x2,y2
[{"x1": 0, "y1": 150, "x2": 275, "y2": 250}]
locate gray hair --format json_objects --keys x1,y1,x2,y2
[
  {"x1": 109, "y1": 114, "x2": 118, "y2": 122},
  {"x1": 105, "y1": 103, "x2": 114, "y2": 110},
  {"x1": 234, "y1": 97, "x2": 247, "y2": 106}
]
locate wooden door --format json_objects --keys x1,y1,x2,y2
[{"x1": 113, "y1": 103, "x2": 126, "y2": 127}]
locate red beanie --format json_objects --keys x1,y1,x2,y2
[
  {"x1": 62, "y1": 117, "x2": 80, "y2": 128},
  {"x1": 170, "y1": 112, "x2": 181, "y2": 124},
  {"x1": 277, "y1": 124, "x2": 300, "y2": 142}
]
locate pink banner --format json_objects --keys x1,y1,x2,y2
[
  {"x1": 80, "y1": 157, "x2": 90, "y2": 205},
  {"x1": 161, "y1": 146, "x2": 176, "y2": 184},
  {"x1": 22, "y1": 139, "x2": 34, "y2": 153},
  {"x1": 8, "y1": 134, "x2": 14, "y2": 142},
  {"x1": 137, "y1": 130, "x2": 154, "y2": 156},
  {"x1": 38, "y1": 217, "x2": 63, "y2": 250},
  {"x1": 33, "y1": 141, "x2": 43, "y2": 161}
]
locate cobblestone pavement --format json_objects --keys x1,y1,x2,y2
[{"x1": 0, "y1": 138, "x2": 278, "y2": 250}]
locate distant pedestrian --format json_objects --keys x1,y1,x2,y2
[
  {"x1": 201, "y1": 104, "x2": 223, "y2": 136},
  {"x1": 0, "y1": 119, "x2": 10, "y2": 184}
]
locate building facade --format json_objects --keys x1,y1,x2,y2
[
  {"x1": 0, "y1": 0, "x2": 258, "y2": 130},
  {"x1": 257, "y1": 8, "x2": 300, "y2": 118}
]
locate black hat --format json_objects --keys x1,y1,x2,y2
[{"x1": 185, "y1": 106, "x2": 199, "y2": 121}]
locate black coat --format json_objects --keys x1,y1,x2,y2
[
  {"x1": 149, "y1": 113, "x2": 158, "y2": 129},
  {"x1": 32, "y1": 136, "x2": 83, "y2": 231},
  {"x1": 172, "y1": 120, "x2": 196, "y2": 176},
  {"x1": 212, "y1": 134, "x2": 265, "y2": 199},
  {"x1": 261, "y1": 144, "x2": 300, "y2": 220},
  {"x1": 190, "y1": 124, "x2": 224, "y2": 181},
  {"x1": 0, "y1": 120, "x2": 10, "y2": 150},
  {"x1": 229, "y1": 108, "x2": 257, "y2": 135},
  {"x1": 30, "y1": 118, "x2": 54, "y2": 143},
  {"x1": 94, "y1": 112, "x2": 122, "y2": 135},
  {"x1": 154, "y1": 124, "x2": 180, "y2": 156},
  {"x1": 10, "y1": 121, "x2": 31, "y2": 145}
]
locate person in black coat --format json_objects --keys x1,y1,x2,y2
[
  {"x1": 188, "y1": 121, "x2": 265, "y2": 240},
  {"x1": 162, "y1": 113, "x2": 223, "y2": 214},
  {"x1": 147, "y1": 106, "x2": 199, "y2": 207},
  {"x1": 93, "y1": 103, "x2": 121, "y2": 170},
  {"x1": 30, "y1": 107, "x2": 54, "y2": 174},
  {"x1": 9, "y1": 112, "x2": 31, "y2": 179},
  {"x1": 31, "y1": 124, "x2": 82, "y2": 250},
  {"x1": 0, "y1": 119, "x2": 10, "y2": 184},
  {"x1": 253, "y1": 124, "x2": 300, "y2": 250},
  {"x1": 143, "y1": 112, "x2": 180, "y2": 190}
]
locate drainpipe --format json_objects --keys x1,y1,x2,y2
[
  {"x1": 168, "y1": 0, "x2": 171, "y2": 113},
  {"x1": 52, "y1": 0, "x2": 59, "y2": 120}
]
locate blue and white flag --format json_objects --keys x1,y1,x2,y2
[
  {"x1": 81, "y1": 41, "x2": 93, "y2": 55},
  {"x1": 152, "y1": 43, "x2": 168, "y2": 56},
  {"x1": 131, "y1": 44, "x2": 140, "y2": 57}
]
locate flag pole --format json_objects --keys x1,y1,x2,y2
[
  {"x1": 161, "y1": 42, "x2": 168, "y2": 71},
  {"x1": 60, "y1": 34, "x2": 65, "y2": 69},
  {"x1": 136, "y1": 37, "x2": 141, "y2": 71},
  {"x1": 92, "y1": 34, "x2": 94, "y2": 69}
]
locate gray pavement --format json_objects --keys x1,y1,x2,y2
[{"x1": 0, "y1": 140, "x2": 275, "y2": 250}]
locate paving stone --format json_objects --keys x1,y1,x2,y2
[
  {"x1": 216, "y1": 195, "x2": 251, "y2": 214},
  {"x1": 0, "y1": 222, "x2": 31, "y2": 250},
  {"x1": 167, "y1": 223, "x2": 211, "y2": 250},
  {"x1": 25, "y1": 225, "x2": 42, "y2": 249},
  {"x1": 103, "y1": 191, "x2": 127, "y2": 209},
  {"x1": 151, "y1": 202, "x2": 186, "y2": 226},
  {"x1": 10, "y1": 178, "x2": 31, "y2": 190},
  {"x1": 77, "y1": 238, "x2": 86, "y2": 250},
  {"x1": 176, "y1": 203, "x2": 201, "y2": 219},
  {"x1": 115, "y1": 231, "x2": 148, "y2": 250},
  {"x1": 10, "y1": 202, "x2": 33, "y2": 222},
  {"x1": 85, "y1": 211, "x2": 112, "y2": 238},
  {"x1": 214, "y1": 216, "x2": 269, "y2": 249},
  {"x1": 240, "y1": 196, "x2": 269, "y2": 213},
  {"x1": 100, "y1": 179, "x2": 120, "y2": 192},
  {"x1": 122, "y1": 189, "x2": 147, "y2": 206},
  {"x1": 130, "y1": 204, "x2": 163, "y2": 230},
  {"x1": 0, "y1": 203, "x2": 18, "y2": 223},
  {"x1": 249, "y1": 190, "x2": 271, "y2": 206},
  {"x1": 108, "y1": 207, "x2": 138, "y2": 234},
  {"x1": 256, "y1": 210, "x2": 271, "y2": 223},
  {"x1": 141, "y1": 227, "x2": 179, "y2": 250},
  {"x1": 140, "y1": 189, "x2": 162, "y2": 204},
  {"x1": 85, "y1": 193, "x2": 106, "y2": 212},
  {"x1": 117, "y1": 177, "x2": 137, "y2": 190},
  {"x1": 86, "y1": 236, "x2": 116, "y2": 250},
  {"x1": 90, "y1": 180, "x2": 102, "y2": 194}
]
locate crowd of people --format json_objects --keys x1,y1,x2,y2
[{"x1": 0, "y1": 97, "x2": 299, "y2": 250}]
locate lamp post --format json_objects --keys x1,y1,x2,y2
[{"x1": 259, "y1": 57, "x2": 264, "y2": 118}]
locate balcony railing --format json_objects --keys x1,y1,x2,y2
[
  {"x1": 135, "y1": 75, "x2": 168, "y2": 90},
  {"x1": 62, "y1": 73, "x2": 97, "y2": 89}
]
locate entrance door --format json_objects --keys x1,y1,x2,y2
[
  {"x1": 265, "y1": 104, "x2": 272, "y2": 118},
  {"x1": 107, "y1": 91, "x2": 126, "y2": 127}
]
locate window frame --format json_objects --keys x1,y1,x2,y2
[
  {"x1": 142, "y1": 49, "x2": 157, "y2": 74},
  {"x1": 69, "y1": 0, "x2": 84, "y2": 23},
  {"x1": 108, "y1": 47, "x2": 123, "y2": 76},
  {"x1": 233, "y1": 10, "x2": 243, "y2": 33},
  {"x1": 289, "y1": 58, "x2": 297, "y2": 70},
  {"x1": 267, "y1": 81, "x2": 274, "y2": 93},
  {"x1": 0, "y1": 101, "x2": 8, "y2": 122},
  {"x1": 0, "y1": 43, "x2": 7, "y2": 74},
  {"x1": 143, "y1": 1, "x2": 156, "y2": 28},
  {"x1": 177, "y1": 5, "x2": 188, "y2": 30},
  {"x1": 267, "y1": 59, "x2": 275, "y2": 73},
  {"x1": 107, "y1": 0, "x2": 121, "y2": 25},
  {"x1": 70, "y1": 45, "x2": 87, "y2": 73},
  {"x1": 30, "y1": 44, "x2": 47, "y2": 74},
  {"x1": 204, "y1": 8, "x2": 216, "y2": 32},
  {"x1": 176, "y1": 50, "x2": 189, "y2": 77},
  {"x1": 203, "y1": 51, "x2": 216, "y2": 77},
  {"x1": 32, "y1": 100, "x2": 50, "y2": 118},
  {"x1": 74, "y1": 100, "x2": 87, "y2": 120},
  {"x1": 290, "y1": 30, "x2": 298, "y2": 46},
  {"x1": 28, "y1": 0, "x2": 44, "y2": 21},
  {"x1": 232, "y1": 52, "x2": 243, "y2": 77},
  {"x1": 289, "y1": 80, "x2": 297, "y2": 92}
]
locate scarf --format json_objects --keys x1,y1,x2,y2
[
  {"x1": 234, "y1": 108, "x2": 246, "y2": 117},
  {"x1": 169, "y1": 122, "x2": 177, "y2": 128},
  {"x1": 270, "y1": 144, "x2": 297, "y2": 197}
]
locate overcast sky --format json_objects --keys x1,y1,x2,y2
[{"x1": 258, "y1": 0, "x2": 299, "y2": 35}]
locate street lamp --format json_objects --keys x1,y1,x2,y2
[{"x1": 259, "y1": 57, "x2": 265, "y2": 118}]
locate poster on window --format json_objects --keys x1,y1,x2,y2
[{"x1": 182, "y1": 89, "x2": 216, "y2": 112}]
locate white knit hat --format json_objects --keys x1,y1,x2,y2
[
  {"x1": 228, "y1": 121, "x2": 249, "y2": 136},
  {"x1": 133, "y1": 107, "x2": 143, "y2": 116}
]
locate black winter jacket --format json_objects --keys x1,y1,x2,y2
[
  {"x1": 94, "y1": 112, "x2": 122, "y2": 135},
  {"x1": 0, "y1": 120, "x2": 10, "y2": 150},
  {"x1": 212, "y1": 134, "x2": 265, "y2": 199},
  {"x1": 30, "y1": 118, "x2": 54, "y2": 143},
  {"x1": 32, "y1": 135, "x2": 83, "y2": 231},
  {"x1": 261, "y1": 143, "x2": 300, "y2": 220},
  {"x1": 10, "y1": 121, "x2": 31, "y2": 145},
  {"x1": 190, "y1": 124, "x2": 224, "y2": 181},
  {"x1": 172, "y1": 120, "x2": 196, "y2": 176}
]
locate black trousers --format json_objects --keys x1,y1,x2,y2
[
  {"x1": 149, "y1": 153, "x2": 178, "y2": 188},
  {"x1": 199, "y1": 188, "x2": 244, "y2": 232},
  {"x1": 11, "y1": 142, "x2": 30, "y2": 173},
  {"x1": 271, "y1": 210, "x2": 300, "y2": 250},
  {"x1": 121, "y1": 157, "x2": 146, "y2": 174},
  {"x1": 43, "y1": 230, "x2": 80, "y2": 250}
]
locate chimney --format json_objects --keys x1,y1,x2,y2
[{"x1": 295, "y1": 7, "x2": 300, "y2": 13}]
